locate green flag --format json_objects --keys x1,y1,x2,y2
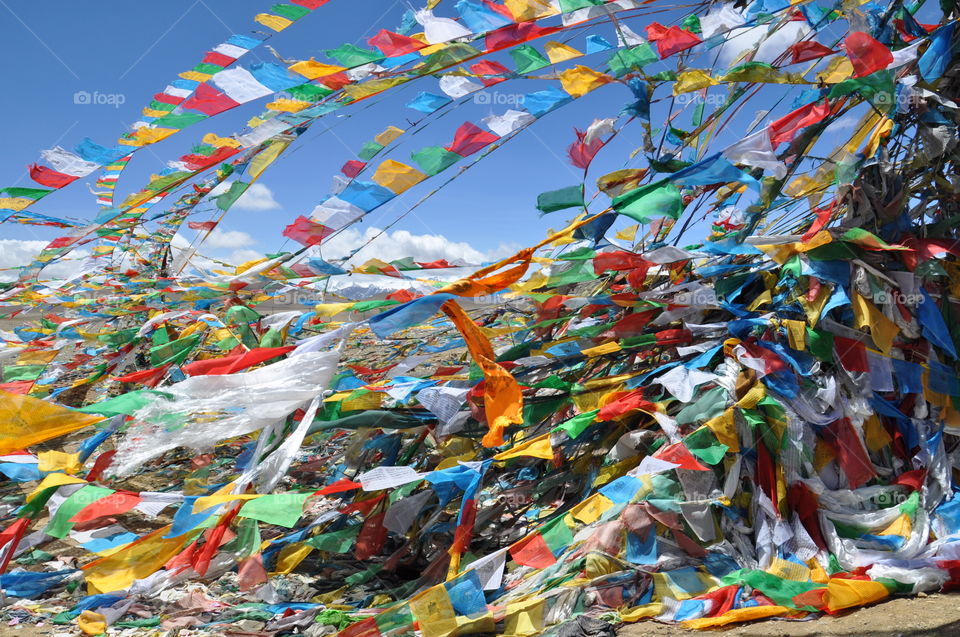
[
  {"x1": 612, "y1": 180, "x2": 683, "y2": 223},
  {"x1": 536, "y1": 184, "x2": 585, "y2": 213}
]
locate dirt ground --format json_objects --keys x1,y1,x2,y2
[{"x1": 618, "y1": 593, "x2": 960, "y2": 636}]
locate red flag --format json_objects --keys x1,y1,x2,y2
[
  {"x1": 188, "y1": 221, "x2": 218, "y2": 232},
  {"x1": 470, "y1": 59, "x2": 511, "y2": 86},
  {"x1": 341, "y1": 493, "x2": 386, "y2": 516},
  {"x1": 290, "y1": 0, "x2": 331, "y2": 7},
  {"x1": 86, "y1": 450, "x2": 117, "y2": 483},
  {"x1": 153, "y1": 92, "x2": 185, "y2": 106},
  {"x1": 598, "y1": 389, "x2": 657, "y2": 420},
  {"x1": 510, "y1": 532, "x2": 556, "y2": 568},
  {"x1": 0, "y1": 518, "x2": 30, "y2": 575},
  {"x1": 415, "y1": 259, "x2": 454, "y2": 269},
  {"x1": 354, "y1": 512, "x2": 388, "y2": 560},
  {"x1": 787, "y1": 482, "x2": 826, "y2": 549},
  {"x1": 845, "y1": 31, "x2": 893, "y2": 77},
  {"x1": 319, "y1": 72, "x2": 351, "y2": 90},
  {"x1": 823, "y1": 418, "x2": 876, "y2": 488},
  {"x1": 282, "y1": 216, "x2": 334, "y2": 246},
  {"x1": 181, "y1": 346, "x2": 295, "y2": 376},
  {"x1": 834, "y1": 336, "x2": 869, "y2": 372},
  {"x1": 386, "y1": 289, "x2": 421, "y2": 303},
  {"x1": 192, "y1": 505, "x2": 241, "y2": 576},
  {"x1": 893, "y1": 468, "x2": 926, "y2": 491},
  {"x1": 802, "y1": 202, "x2": 835, "y2": 241},
  {"x1": 567, "y1": 129, "x2": 604, "y2": 169},
  {"x1": 593, "y1": 251, "x2": 649, "y2": 274},
  {"x1": 446, "y1": 122, "x2": 499, "y2": 157},
  {"x1": 182, "y1": 82, "x2": 240, "y2": 116},
  {"x1": 114, "y1": 364, "x2": 171, "y2": 387},
  {"x1": 768, "y1": 100, "x2": 830, "y2": 145},
  {"x1": 646, "y1": 22, "x2": 702, "y2": 58},
  {"x1": 181, "y1": 145, "x2": 239, "y2": 171},
  {"x1": 70, "y1": 492, "x2": 142, "y2": 524},
  {"x1": 342, "y1": 160, "x2": 366, "y2": 178},
  {"x1": 789, "y1": 40, "x2": 837, "y2": 64},
  {"x1": 0, "y1": 381, "x2": 33, "y2": 395},
  {"x1": 29, "y1": 164, "x2": 78, "y2": 188},
  {"x1": 484, "y1": 22, "x2": 559, "y2": 52},
  {"x1": 654, "y1": 442, "x2": 710, "y2": 471},
  {"x1": 315, "y1": 479, "x2": 362, "y2": 495},
  {"x1": 368, "y1": 29, "x2": 425, "y2": 56},
  {"x1": 202, "y1": 51, "x2": 236, "y2": 67}
]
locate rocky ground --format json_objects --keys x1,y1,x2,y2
[{"x1": 617, "y1": 593, "x2": 960, "y2": 636}]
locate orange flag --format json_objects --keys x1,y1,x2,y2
[{"x1": 441, "y1": 300, "x2": 522, "y2": 447}]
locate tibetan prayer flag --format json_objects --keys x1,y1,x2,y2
[{"x1": 283, "y1": 216, "x2": 335, "y2": 246}]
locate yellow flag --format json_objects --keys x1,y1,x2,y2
[
  {"x1": 503, "y1": 598, "x2": 546, "y2": 636},
  {"x1": 559, "y1": 66, "x2": 611, "y2": 98},
  {"x1": 863, "y1": 117, "x2": 893, "y2": 158},
  {"x1": 28, "y1": 472, "x2": 87, "y2": 502},
  {"x1": 503, "y1": 0, "x2": 557, "y2": 21},
  {"x1": 273, "y1": 542, "x2": 314, "y2": 574},
  {"x1": 825, "y1": 577, "x2": 888, "y2": 612},
  {"x1": 315, "y1": 302, "x2": 355, "y2": 318},
  {"x1": 343, "y1": 77, "x2": 409, "y2": 100},
  {"x1": 493, "y1": 433, "x2": 553, "y2": 461},
  {"x1": 704, "y1": 410, "x2": 738, "y2": 452},
  {"x1": 179, "y1": 70, "x2": 212, "y2": 82},
  {"x1": 673, "y1": 69, "x2": 718, "y2": 95},
  {"x1": 37, "y1": 451, "x2": 83, "y2": 475},
  {"x1": 878, "y1": 512, "x2": 912, "y2": 537},
  {"x1": 372, "y1": 160, "x2": 428, "y2": 194},
  {"x1": 409, "y1": 585, "x2": 458, "y2": 637},
  {"x1": 193, "y1": 493, "x2": 262, "y2": 514},
  {"x1": 0, "y1": 198, "x2": 35, "y2": 212},
  {"x1": 817, "y1": 56, "x2": 853, "y2": 83},
  {"x1": 289, "y1": 59, "x2": 346, "y2": 79},
  {"x1": 254, "y1": 13, "x2": 293, "y2": 31},
  {"x1": 581, "y1": 341, "x2": 621, "y2": 357},
  {"x1": 374, "y1": 126, "x2": 406, "y2": 146},
  {"x1": 569, "y1": 493, "x2": 614, "y2": 524},
  {"x1": 249, "y1": 139, "x2": 292, "y2": 181},
  {"x1": 616, "y1": 224, "x2": 639, "y2": 241},
  {"x1": 851, "y1": 292, "x2": 899, "y2": 354},
  {"x1": 78, "y1": 611, "x2": 107, "y2": 636},
  {"x1": 203, "y1": 133, "x2": 242, "y2": 149},
  {"x1": 783, "y1": 319, "x2": 806, "y2": 350},
  {"x1": 83, "y1": 525, "x2": 190, "y2": 594},
  {"x1": 118, "y1": 127, "x2": 178, "y2": 147},
  {"x1": 544, "y1": 41, "x2": 583, "y2": 63},
  {"x1": 266, "y1": 98, "x2": 312, "y2": 113},
  {"x1": 0, "y1": 391, "x2": 103, "y2": 455}
]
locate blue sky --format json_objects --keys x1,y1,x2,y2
[{"x1": 0, "y1": 1, "x2": 926, "y2": 273}]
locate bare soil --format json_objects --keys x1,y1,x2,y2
[{"x1": 618, "y1": 593, "x2": 960, "y2": 636}]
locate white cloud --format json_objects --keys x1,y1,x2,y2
[
  {"x1": 0, "y1": 240, "x2": 46, "y2": 282},
  {"x1": 716, "y1": 22, "x2": 810, "y2": 68},
  {"x1": 316, "y1": 226, "x2": 518, "y2": 268},
  {"x1": 208, "y1": 182, "x2": 281, "y2": 211},
  {"x1": 228, "y1": 249, "x2": 264, "y2": 265},
  {"x1": 203, "y1": 228, "x2": 256, "y2": 249},
  {"x1": 0, "y1": 239, "x2": 92, "y2": 283}
]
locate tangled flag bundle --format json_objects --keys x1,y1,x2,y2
[{"x1": 1, "y1": 0, "x2": 960, "y2": 634}]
